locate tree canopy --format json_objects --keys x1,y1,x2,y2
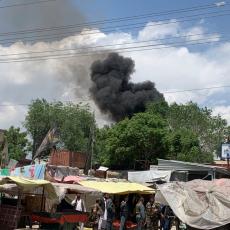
[
  {"x1": 95, "y1": 101, "x2": 229, "y2": 168},
  {"x1": 6, "y1": 126, "x2": 31, "y2": 161},
  {"x1": 24, "y1": 99, "x2": 95, "y2": 157}
]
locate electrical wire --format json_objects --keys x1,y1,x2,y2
[
  {"x1": 0, "y1": 10, "x2": 230, "y2": 45},
  {"x1": 0, "y1": 31, "x2": 223, "y2": 57},
  {"x1": 0, "y1": 1, "x2": 228, "y2": 37},
  {"x1": 0, "y1": 85, "x2": 230, "y2": 107},
  {"x1": 0, "y1": 36, "x2": 226, "y2": 63},
  {"x1": 0, "y1": 0, "x2": 57, "y2": 9}
]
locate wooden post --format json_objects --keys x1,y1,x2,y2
[{"x1": 40, "y1": 186, "x2": 45, "y2": 212}]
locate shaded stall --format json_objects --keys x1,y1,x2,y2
[
  {"x1": 32, "y1": 182, "x2": 101, "y2": 229},
  {"x1": 80, "y1": 180, "x2": 155, "y2": 230},
  {"x1": 0, "y1": 176, "x2": 57, "y2": 229}
]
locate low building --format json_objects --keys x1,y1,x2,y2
[{"x1": 152, "y1": 159, "x2": 230, "y2": 181}]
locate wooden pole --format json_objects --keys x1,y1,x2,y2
[{"x1": 40, "y1": 186, "x2": 45, "y2": 212}]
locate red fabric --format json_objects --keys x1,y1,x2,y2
[
  {"x1": 112, "y1": 220, "x2": 137, "y2": 230},
  {"x1": 32, "y1": 213, "x2": 88, "y2": 225},
  {"x1": 54, "y1": 176, "x2": 83, "y2": 184}
]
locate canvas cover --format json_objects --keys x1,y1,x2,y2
[
  {"x1": 80, "y1": 181, "x2": 154, "y2": 194},
  {"x1": 157, "y1": 179, "x2": 230, "y2": 229},
  {"x1": 0, "y1": 176, "x2": 57, "y2": 200},
  {"x1": 128, "y1": 170, "x2": 171, "y2": 183}
]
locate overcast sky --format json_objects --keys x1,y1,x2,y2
[{"x1": 0, "y1": 0, "x2": 230, "y2": 129}]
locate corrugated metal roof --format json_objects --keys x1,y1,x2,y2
[{"x1": 156, "y1": 159, "x2": 230, "y2": 176}]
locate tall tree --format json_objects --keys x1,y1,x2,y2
[
  {"x1": 167, "y1": 102, "x2": 228, "y2": 157},
  {"x1": 24, "y1": 99, "x2": 95, "y2": 157},
  {"x1": 6, "y1": 126, "x2": 31, "y2": 161}
]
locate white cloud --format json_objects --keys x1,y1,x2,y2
[
  {"x1": 138, "y1": 20, "x2": 180, "y2": 41},
  {"x1": 0, "y1": 20, "x2": 230, "y2": 129}
]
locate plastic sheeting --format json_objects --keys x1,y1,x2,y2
[
  {"x1": 128, "y1": 170, "x2": 171, "y2": 183},
  {"x1": 157, "y1": 179, "x2": 230, "y2": 229},
  {"x1": 79, "y1": 181, "x2": 154, "y2": 194}
]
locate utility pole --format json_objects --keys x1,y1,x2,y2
[{"x1": 90, "y1": 112, "x2": 95, "y2": 170}]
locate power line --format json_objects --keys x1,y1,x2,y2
[
  {"x1": 0, "y1": 32, "x2": 223, "y2": 57},
  {"x1": 163, "y1": 85, "x2": 230, "y2": 94},
  {"x1": 0, "y1": 0, "x2": 57, "y2": 9},
  {"x1": 0, "y1": 2, "x2": 227, "y2": 38},
  {"x1": 0, "y1": 9, "x2": 229, "y2": 46},
  {"x1": 0, "y1": 36, "x2": 226, "y2": 63},
  {"x1": 0, "y1": 85, "x2": 230, "y2": 107}
]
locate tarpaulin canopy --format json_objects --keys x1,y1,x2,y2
[
  {"x1": 79, "y1": 181, "x2": 154, "y2": 194},
  {"x1": 157, "y1": 179, "x2": 230, "y2": 229},
  {"x1": 53, "y1": 182, "x2": 101, "y2": 201},
  {"x1": 128, "y1": 170, "x2": 171, "y2": 183},
  {"x1": 0, "y1": 176, "x2": 57, "y2": 200}
]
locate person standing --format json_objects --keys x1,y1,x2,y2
[
  {"x1": 160, "y1": 205, "x2": 174, "y2": 230},
  {"x1": 91, "y1": 198, "x2": 103, "y2": 230},
  {"x1": 71, "y1": 193, "x2": 86, "y2": 230},
  {"x1": 119, "y1": 196, "x2": 129, "y2": 230},
  {"x1": 135, "y1": 197, "x2": 146, "y2": 230},
  {"x1": 146, "y1": 196, "x2": 160, "y2": 230},
  {"x1": 98, "y1": 193, "x2": 115, "y2": 230},
  {"x1": 106, "y1": 194, "x2": 115, "y2": 230}
]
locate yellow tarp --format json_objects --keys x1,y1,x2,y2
[
  {"x1": 0, "y1": 176, "x2": 57, "y2": 200},
  {"x1": 79, "y1": 181, "x2": 154, "y2": 195}
]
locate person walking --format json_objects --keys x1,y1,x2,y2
[
  {"x1": 135, "y1": 197, "x2": 146, "y2": 230},
  {"x1": 71, "y1": 193, "x2": 86, "y2": 230},
  {"x1": 119, "y1": 196, "x2": 129, "y2": 230},
  {"x1": 146, "y1": 196, "x2": 160, "y2": 230}
]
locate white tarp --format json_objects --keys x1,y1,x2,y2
[
  {"x1": 128, "y1": 170, "x2": 171, "y2": 183},
  {"x1": 157, "y1": 179, "x2": 230, "y2": 229}
]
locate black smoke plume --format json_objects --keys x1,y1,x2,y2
[{"x1": 90, "y1": 52, "x2": 164, "y2": 121}]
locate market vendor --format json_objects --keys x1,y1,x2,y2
[{"x1": 71, "y1": 193, "x2": 86, "y2": 230}]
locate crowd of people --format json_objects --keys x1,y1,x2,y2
[{"x1": 72, "y1": 193, "x2": 176, "y2": 230}]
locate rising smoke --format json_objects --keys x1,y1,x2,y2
[{"x1": 90, "y1": 52, "x2": 164, "y2": 121}]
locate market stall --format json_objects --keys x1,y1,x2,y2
[
  {"x1": 32, "y1": 182, "x2": 101, "y2": 229},
  {"x1": 80, "y1": 180, "x2": 155, "y2": 229},
  {"x1": 0, "y1": 176, "x2": 58, "y2": 229}
]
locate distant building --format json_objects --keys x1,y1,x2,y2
[{"x1": 151, "y1": 159, "x2": 230, "y2": 181}]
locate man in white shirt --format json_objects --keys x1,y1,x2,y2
[{"x1": 71, "y1": 193, "x2": 86, "y2": 230}]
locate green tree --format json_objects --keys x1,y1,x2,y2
[
  {"x1": 165, "y1": 129, "x2": 213, "y2": 163},
  {"x1": 24, "y1": 99, "x2": 95, "y2": 157},
  {"x1": 167, "y1": 102, "x2": 228, "y2": 158},
  {"x1": 6, "y1": 126, "x2": 31, "y2": 161},
  {"x1": 96, "y1": 112, "x2": 168, "y2": 169}
]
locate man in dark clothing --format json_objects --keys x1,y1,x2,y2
[
  {"x1": 98, "y1": 193, "x2": 115, "y2": 230},
  {"x1": 160, "y1": 205, "x2": 174, "y2": 230},
  {"x1": 106, "y1": 195, "x2": 115, "y2": 230},
  {"x1": 119, "y1": 196, "x2": 129, "y2": 230},
  {"x1": 136, "y1": 197, "x2": 146, "y2": 230}
]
